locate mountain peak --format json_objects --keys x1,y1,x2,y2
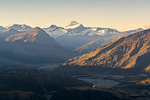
[
  {"x1": 49, "y1": 24, "x2": 58, "y2": 28},
  {"x1": 33, "y1": 27, "x2": 41, "y2": 30},
  {"x1": 5, "y1": 27, "x2": 53, "y2": 43},
  {"x1": 7, "y1": 24, "x2": 32, "y2": 31}
]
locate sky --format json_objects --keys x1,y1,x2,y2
[{"x1": 0, "y1": 0, "x2": 150, "y2": 31}]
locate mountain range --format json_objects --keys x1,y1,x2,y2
[
  {"x1": 44, "y1": 21, "x2": 121, "y2": 49},
  {"x1": 63, "y1": 29, "x2": 150, "y2": 73},
  {"x1": 0, "y1": 27, "x2": 71, "y2": 65},
  {"x1": 0, "y1": 22, "x2": 121, "y2": 50},
  {"x1": 43, "y1": 21, "x2": 120, "y2": 38},
  {"x1": 0, "y1": 22, "x2": 144, "y2": 51},
  {"x1": 0, "y1": 22, "x2": 147, "y2": 67},
  {"x1": 74, "y1": 28, "x2": 144, "y2": 54},
  {"x1": 6, "y1": 24, "x2": 32, "y2": 32}
]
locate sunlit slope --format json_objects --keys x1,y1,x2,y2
[{"x1": 63, "y1": 29, "x2": 150, "y2": 72}]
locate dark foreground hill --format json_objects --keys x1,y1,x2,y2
[
  {"x1": 51, "y1": 87, "x2": 132, "y2": 100},
  {"x1": 0, "y1": 91, "x2": 47, "y2": 100},
  {"x1": 0, "y1": 68, "x2": 91, "y2": 94}
]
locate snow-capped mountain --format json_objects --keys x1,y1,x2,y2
[
  {"x1": 43, "y1": 21, "x2": 120, "y2": 38},
  {"x1": 7, "y1": 24, "x2": 32, "y2": 32},
  {"x1": 65, "y1": 21, "x2": 120, "y2": 37},
  {"x1": 52, "y1": 21, "x2": 120, "y2": 49},
  {"x1": 43, "y1": 25, "x2": 67, "y2": 38},
  {"x1": 86, "y1": 27, "x2": 120, "y2": 37},
  {"x1": 65, "y1": 24, "x2": 88, "y2": 36}
]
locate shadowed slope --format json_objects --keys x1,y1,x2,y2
[
  {"x1": 51, "y1": 87, "x2": 132, "y2": 100},
  {"x1": 74, "y1": 39, "x2": 104, "y2": 54},
  {"x1": 0, "y1": 27, "x2": 71, "y2": 64}
]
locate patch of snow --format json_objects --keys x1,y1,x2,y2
[
  {"x1": 43, "y1": 28, "x2": 67, "y2": 38},
  {"x1": 66, "y1": 24, "x2": 81, "y2": 29}
]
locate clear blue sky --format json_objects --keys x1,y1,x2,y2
[{"x1": 0, "y1": 0, "x2": 150, "y2": 31}]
